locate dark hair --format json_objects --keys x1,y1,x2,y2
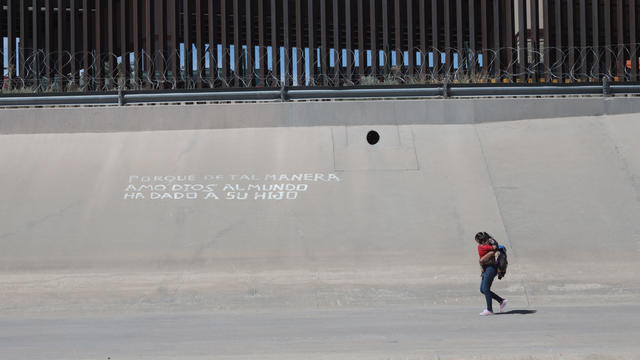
[{"x1": 475, "y1": 232, "x2": 491, "y2": 243}]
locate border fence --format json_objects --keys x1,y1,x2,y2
[{"x1": 1, "y1": 1, "x2": 640, "y2": 93}]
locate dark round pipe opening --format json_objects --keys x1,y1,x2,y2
[{"x1": 367, "y1": 130, "x2": 380, "y2": 145}]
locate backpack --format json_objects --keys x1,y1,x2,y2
[{"x1": 496, "y1": 245, "x2": 508, "y2": 279}]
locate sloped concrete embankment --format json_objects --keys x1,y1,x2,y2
[{"x1": 1, "y1": 99, "x2": 639, "y2": 314}]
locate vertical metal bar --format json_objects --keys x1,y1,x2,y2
[
  {"x1": 144, "y1": 0, "x2": 152, "y2": 88},
  {"x1": 283, "y1": 0, "x2": 290, "y2": 85},
  {"x1": 196, "y1": 0, "x2": 203, "y2": 88},
  {"x1": 183, "y1": 0, "x2": 191, "y2": 86},
  {"x1": 469, "y1": 0, "x2": 476, "y2": 79},
  {"x1": 394, "y1": 0, "x2": 400, "y2": 71},
  {"x1": 156, "y1": 0, "x2": 165, "y2": 88},
  {"x1": 82, "y1": 0, "x2": 88, "y2": 87},
  {"x1": 418, "y1": 0, "x2": 425, "y2": 77},
  {"x1": 604, "y1": 0, "x2": 611, "y2": 79},
  {"x1": 107, "y1": 0, "x2": 114, "y2": 87},
  {"x1": 370, "y1": 0, "x2": 377, "y2": 78},
  {"x1": 492, "y1": 0, "x2": 500, "y2": 80},
  {"x1": 71, "y1": 0, "x2": 77, "y2": 86},
  {"x1": 504, "y1": 0, "x2": 514, "y2": 80},
  {"x1": 579, "y1": 0, "x2": 587, "y2": 81},
  {"x1": 455, "y1": 0, "x2": 463, "y2": 75},
  {"x1": 554, "y1": 0, "x2": 562, "y2": 81},
  {"x1": 480, "y1": 0, "x2": 488, "y2": 77},
  {"x1": 543, "y1": 0, "x2": 551, "y2": 81},
  {"x1": 170, "y1": 0, "x2": 178, "y2": 87},
  {"x1": 345, "y1": 0, "x2": 352, "y2": 82},
  {"x1": 307, "y1": 0, "x2": 314, "y2": 82},
  {"x1": 357, "y1": 0, "x2": 364, "y2": 78},
  {"x1": 321, "y1": 0, "x2": 328, "y2": 83},
  {"x1": 444, "y1": 0, "x2": 451, "y2": 75},
  {"x1": 567, "y1": 0, "x2": 575, "y2": 81},
  {"x1": 246, "y1": 0, "x2": 254, "y2": 86},
  {"x1": 517, "y1": 0, "x2": 527, "y2": 82},
  {"x1": 222, "y1": 0, "x2": 229, "y2": 86},
  {"x1": 33, "y1": 0, "x2": 39, "y2": 87},
  {"x1": 208, "y1": 0, "x2": 216, "y2": 86},
  {"x1": 433, "y1": 0, "x2": 440, "y2": 75},
  {"x1": 7, "y1": 0, "x2": 15, "y2": 89},
  {"x1": 530, "y1": 0, "x2": 540, "y2": 78},
  {"x1": 407, "y1": 0, "x2": 414, "y2": 77},
  {"x1": 270, "y1": 0, "x2": 278, "y2": 85},
  {"x1": 45, "y1": 0, "x2": 51, "y2": 81},
  {"x1": 19, "y1": 0, "x2": 26, "y2": 82},
  {"x1": 382, "y1": 0, "x2": 389, "y2": 75},
  {"x1": 333, "y1": 0, "x2": 340, "y2": 84},
  {"x1": 232, "y1": 0, "x2": 240, "y2": 87},
  {"x1": 57, "y1": 0, "x2": 64, "y2": 88},
  {"x1": 630, "y1": 0, "x2": 637, "y2": 81},
  {"x1": 120, "y1": 0, "x2": 128, "y2": 87},
  {"x1": 295, "y1": 0, "x2": 303, "y2": 85},
  {"x1": 133, "y1": 0, "x2": 140, "y2": 88},
  {"x1": 258, "y1": 0, "x2": 265, "y2": 86},
  {"x1": 96, "y1": 0, "x2": 103, "y2": 89},
  {"x1": 616, "y1": 0, "x2": 623, "y2": 79},
  {"x1": 592, "y1": 0, "x2": 599, "y2": 80}
]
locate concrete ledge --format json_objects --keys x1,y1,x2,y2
[{"x1": 1, "y1": 96, "x2": 640, "y2": 134}]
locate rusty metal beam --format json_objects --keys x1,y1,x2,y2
[
  {"x1": 222, "y1": 0, "x2": 229, "y2": 85},
  {"x1": 604, "y1": 0, "x2": 611, "y2": 79},
  {"x1": 246, "y1": 0, "x2": 254, "y2": 86},
  {"x1": 295, "y1": 0, "x2": 303, "y2": 85},
  {"x1": 433, "y1": 0, "x2": 440, "y2": 74},
  {"x1": 132, "y1": 0, "x2": 140, "y2": 87},
  {"x1": 71, "y1": 0, "x2": 77, "y2": 85},
  {"x1": 7, "y1": 0, "x2": 15, "y2": 88},
  {"x1": 257, "y1": 0, "x2": 265, "y2": 86},
  {"x1": 208, "y1": 0, "x2": 216, "y2": 86},
  {"x1": 357, "y1": 0, "x2": 364, "y2": 78},
  {"x1": 320, "y1": 0, "x2": 328, "y2": 83},
  {"x1": 567, "y1": 0, "x2": 575, "y2": 81},
  {"x1": 283, "y1": 0, "x2": 290, "y2": 85},
  {"x1": 407, "y1": 0, "x2": 414, "y2": 77},
  {"x1": 269, "y1": 0, "x2": 278, "y2": 85},
  {"x1": 333, "y1": 0, "x2": 340, "y2": 83},
  {"x1": 543, "y1": 0, "x2": 551, "y2": 81},
  {"x1": 107, "y1": 0, "x2": 114, "y2": 86},
  {"x1": 96, "y1": 0, "x2": 102, "y2": 89},
  {"x1": 616, "y1": 0, "x2": 623, "y2": 78},
  {"x1": 196, "y1": 0, "x2": 203, "y2": 88},
  {"x1": 518, "y1": 0, "x2": 527, "y2": 82},
  {"x1": 345, "y1": 0, "x2": 352, "y2": 82},
  {"x1": 120, "y1": 0, "x2": 128, "y2": 87},
  {"x1": 630, "y1": 0, "x2": 637, "y2": 80},
  {"x1": 233, "y1": 0, "x2": 240, "y2": 86},
  {"x1": 370, "y1": 0, "x2": 377, "y2": 78}
]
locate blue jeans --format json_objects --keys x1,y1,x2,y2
[{"x1": 480, "y1": 265, "x2": 504, "y2": 312}]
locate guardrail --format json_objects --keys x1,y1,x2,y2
[{"x1": 1, "y1": 82, "x2": 639, "y2": 107}]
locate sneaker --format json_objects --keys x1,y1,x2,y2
[
  {"x1": 500, "y1": 299, "x2": 508, "y2": 313},
  {"x1": 479, "y1": 309, "x2": 494, "y2": 316}
]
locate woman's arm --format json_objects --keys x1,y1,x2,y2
[{"x1": 479, "y1": 251, "x2": 496, "y2": 266}]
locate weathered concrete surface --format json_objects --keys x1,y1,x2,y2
[
  {"x1": 1, "y1": 305, "x2": 639, "y2": 360},
  {"x1": 1, "y1": 98, "x2": 639, "y2": 357}
]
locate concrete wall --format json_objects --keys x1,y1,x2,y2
[{"x1": 1, "y1": 97, "x2": 639, "y2": 313}]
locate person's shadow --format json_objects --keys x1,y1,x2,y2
[{"x1": 496, "y1": 309, "x2": 537, "y2": 315}]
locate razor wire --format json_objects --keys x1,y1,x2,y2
[{"x1": 1, "y1": 44, "x2": 640, "y2": 93}]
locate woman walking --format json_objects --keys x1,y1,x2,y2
[{"x1": 475, "y1": 232, "x2": 507, "y2": 315}]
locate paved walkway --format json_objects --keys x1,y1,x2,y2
[{"x1": 1, "y1": 304, "x2": 638, "y2": 359}]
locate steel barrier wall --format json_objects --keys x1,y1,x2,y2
[{"x1": 1, "y1": 0, "x2": 640, "y2": 92}]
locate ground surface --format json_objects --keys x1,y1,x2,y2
[{"x1": 1, "y1": 304, "x2": 638, "y2": 359}]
